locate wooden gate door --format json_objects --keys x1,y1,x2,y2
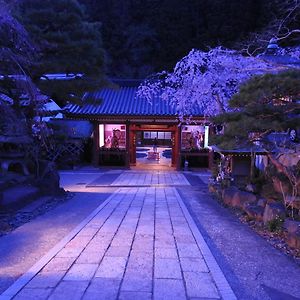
[{"x1": 171, "y1": 125, "x2": 180, "y2": 168}]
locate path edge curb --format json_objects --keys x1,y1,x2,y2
[{"x1": 173, "y1": 188, "x2": 237, "y2": 300}]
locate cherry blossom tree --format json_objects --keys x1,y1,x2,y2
[{"x1": 137, "y1": 47, "x2": 279, "y2": 119}]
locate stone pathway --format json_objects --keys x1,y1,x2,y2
[
  {"x1": 111, "y1": 171, "x2": 190, "y2": 186},
  {"x1": 0, "y1": 172, "x2": 236, "y2": 300}
]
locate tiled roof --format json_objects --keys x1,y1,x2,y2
[
  {"x1": 211, "y1": 145, "x2": 269, "y2": 154},
  {"x1": 65, "y1": 84, "x2": 204, "y2": 117}
]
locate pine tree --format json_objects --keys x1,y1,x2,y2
[{"x1": 211, "y1": 70, "x2": 300, "y2": 149}]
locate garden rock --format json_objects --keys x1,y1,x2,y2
[
  {"x1": 263, "y1": 202, "x2": 286, "y2": 225},
  {"x1": 36, "y1": 161, "x2": 60, "y2": 195},
  {"x1": 245, "y1": 184, "x2": 255, "y2": 193},
  {"x1": 233, "y1": 190, "x2": 257, "y2": 209},
  {"x1": 257, "y1": 198, "x2": 267, "y2": 208},
  {"x1": 287, "y1": 229, "x2": 300, "y2": 250},
  {"x1": 278, "y1": 153, "x2": 300, "y2": 167},
  {"x1": 244, "y1": 205, "x2": 264, "y2": 221},
  {"x1": 283, "y1": 220, "x2": 300, "y2": 234},
  {"x1": 208, "y1": 183, "x2": 217, "y2": 194},
  {"x1": 222, "y1": 186, "x2": 239, "y2": 206},
  {"x1": 209, "y1": 184, "x2": 223, "y2": 200}
]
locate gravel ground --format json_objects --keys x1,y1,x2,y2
[
  {"x1": 0, "y1": 193, "x2": 71, "y2": 237},
  {"x1": 179, "y1": 174, "x2": 300, "y2": 300}
]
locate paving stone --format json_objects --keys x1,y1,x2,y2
[
  {"x1": 155, "y1": 235, "x2": 175, "y2": 243},
  {"x1": 76, "y1": 227, "x2": 99, "y2": 238},
  {"x1": 76, "y1": 249, "x2": 106, "y2": 264},
  {"x1": 48, "y1": 280, "x2": 89, "y2": 300},
  {"x1": 26, "y1": 271, "x2": 65, "y2": 288},
  {"x1": 136, "y1": 226, "x2": 154, "y2": 235},
  {"x1": 135, "y1": 233, "x2": 154, "y2": 239},
  {"x1": 154, "y1": 279, "x2": 186, "y2": 300},
  {"x1": 106, "y1": 246, "x2": 131, "y2": 257},
  {"x1": 183, "y1": 272, "x2": 220, "y2": 299},
  {"x1": 155, "y1": 231, "x2": 174, "y2": 239},
  {"x1": 14, "y1": 288, "x2": 53, "y2": 300},
  {"x1": 156, "y1": 217, "x2": 171, "y2": 222},
  {"x1": 155, "y1": 247, "x2": 178, "y2": 259},
  {"x1": 95, "y1": 256, "x2": 127, "y2": 278},
  {"x1": 171, "y1": 219, "x2": 187, "y2": 225},
  {"x1": 155, "y1": 239, "x2": 176, "y2": 249},
  {"x1": 169, "y1": 212, "x2": 184, "y2": 218},
  {"x1": 189, "y1": 298, "x2": 220, "y2": 300},
  {"x1": 155, "y1": 228, "x2": 173, "y2": 235},
  {"x1": 176, "y1": 243, "x2": 203, "y2": 258},
  {"x1": 93, "y1": 232, "x2": 114, "y2": 241},
  {"x1": 67, "y1": 236, "x2": 92, "y2": 248},
  {"x1": 82, "y1": 278, "x2": 121, "y2": 300},
  {"x1": 130, "y1": 249, "x2": 153, "y2": 258},
  {"x1": 180, "y1": 257, "x2": 209, "y2": 273},
  {"x1": 171, "y1": 217, "x2": 187, "y2": 222},
  {"x1": 118, "y1": 227, "x2": 137, "y2": 235},
  {"x1": 2, "y1": 182, "x2": 233, "y2": 300},
  {"x1": 100, "y1": 225, "x2": 121, "y2": 234},
  {"x1": 85, "y1": 220, "x2": 106, "y2": 229},
  {"x1": 64, "y1": 263, "x2": 98, "y2": 281},
  {"x1": 173, "y1": 228, "x2": 192, "y2": 236},
  {"x1": 132, "y1": 239, "x2": 153, "y2": 252},
  {"x1": 56, "y1": 246, "x2": 83, "y2": 258},
  {"x1": 126, "y1": 256, "x2": 153, "y2": 278},
  {"x1": 114, "y1": 231, "x2": 135, "y2": 240},
  {"x1": 174, "y1": 234, "x2": 196, "y2": 244},
  {"x1": 156, "y1": 217, "x2": 171, "y2": 223},
  {"x1": 119, "y1": 291, "x2": 152, "y2": 300},
  {"x1": 154, "y1": 258, "x2": 182, "y2": 279},
  {"x1": 111, "y1": 237, "x2": 133, "y2": 247},
  {"x1": 121, "y1": 274, "x2": 152, "y2": 292},
  {"x1": 42, "y1": 257, "x2": 76, "y2": 272},
  {"x1": 86, "y1": 238, "x2": 111, "y2": 250}
]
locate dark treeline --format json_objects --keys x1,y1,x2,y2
[{"x1": 80, "y1": 0, "x2": 275, "y2": 78}]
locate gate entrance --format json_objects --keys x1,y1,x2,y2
[{"x1": 129, "y1": 124, "x2": 179, "y2": 169}]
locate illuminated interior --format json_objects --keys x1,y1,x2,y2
[
  {"x1": 181, "y1": 125, "x2": 208, "y2": 150},
  {"x1": 99, "y1": 124, "x2": 126, "y2": 149}
]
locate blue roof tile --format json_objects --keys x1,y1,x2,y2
[{"x1": 65, "y1": 85, "x2": 204, "y2": 117}]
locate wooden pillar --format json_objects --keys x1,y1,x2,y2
[
  {"x1": 174, "y1": 125, "x2": 181, "y2": 170},
  {"x1": 92, "y1": 122, "x2": 100, "y2": 166},
  {"x1": 125, "y1": 122, "x2": 130, "y2": 168},
  {"x1": 171, "y1": 131, "x2": 175, "y2": 166},
  {"x1": 129, "y1": 125, "x2": 136, "y2": 165}
]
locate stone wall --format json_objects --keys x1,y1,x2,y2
[{"x1": 209, "y1": 183, "x2": 300, "y2": 250}]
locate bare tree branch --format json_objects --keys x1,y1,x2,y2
[{"x1": 238, "y1": 0, "x2": 300, "y2": 56}]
